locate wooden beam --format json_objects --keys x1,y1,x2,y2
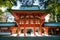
[{"x1": 11, "y1": 12, "x2": 20, "y2": 20}]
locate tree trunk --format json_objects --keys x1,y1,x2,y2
[{"x1": 55, "y1": 15, "x2": 57, "y2": 22}]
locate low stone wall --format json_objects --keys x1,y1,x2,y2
[{"x1": 0, "y1": 36, "x2": 60, "y2": 40}]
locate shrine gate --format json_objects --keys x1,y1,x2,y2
[{"x1": 11, "y1": 5, "x2": 48, "y2": 36}]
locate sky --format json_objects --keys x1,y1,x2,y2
[{"x1": 12, "y1": 0, "x2": 47, "y2": 10}]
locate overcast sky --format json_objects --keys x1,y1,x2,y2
[{"x1": 12, "y1": 0, "x2": 47, "y2": 10}]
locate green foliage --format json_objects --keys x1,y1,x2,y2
[
  {"x1": 0, "y1": 10, "x2": 3, "y2": 15},
  {"x1": 0, "y1": 0, "x2": 16, "y2": 8},
  {"x1": 45, "y1": 0, "x2": 60, "y2": 22},
  {"x1": 0, "y1": 0, "x2": 16, "y2": 15},
  {"x1": 46, "y1": 0, "x2": 60, "y2": 15},
  {"x1": 6, "y1": 1, "x2": 12, "y2": 8}
]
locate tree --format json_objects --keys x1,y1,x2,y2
[
  {"x1": 0, "y1": 0, "x2": 16, "y2": 22},
  {"x1": 0, "y1": 0, "x2": 17, "y2": 12},
  {"x1": 45, "y1": 0, "x2": 60, "y2": 22}
]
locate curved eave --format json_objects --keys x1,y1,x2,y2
[{"x1": 11, "y1": 9, "x2": 49, "y2": 14}]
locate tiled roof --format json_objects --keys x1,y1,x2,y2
[{"x1": 12, "y1": 5, "x2": 40, "y2": 10}]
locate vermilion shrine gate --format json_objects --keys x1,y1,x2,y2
[{"x1": 11, "y1": 5, "x2": 48, "y2": 36}]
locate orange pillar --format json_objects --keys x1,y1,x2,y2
[
  {"x1": 38, "y1": 19, "x2": 42, "y2": 35},
  {"x1": 12, "y1": 12, "x2": 21, "y2": 36},
  {"x1": 39, "y1": 15, "x2": 45, "y2": 35},
  {"x1": 44, "y1": 26, "x2": 49, "y2": 36},
  {"x1": 15, "y1": 19, "x2": 20, "y2": 36},
  {"x1": 10, "y1": 27, "x2": 16, "y2": 35},
  {"x1": 10, "y1": 27, "x2": 13, "y2": 35},
  {"x1": 33, "y1": 19, "x2": 36, "y2": 36},
  {"x1": 24, "y1": 20, "x2": 26, "y2": 36},
  {"x1": 39, "y1": 24, "x2": 42, "y2": 35},
  {"x1": 17, "y1": 24, "x2": 20, "y2": 36}
]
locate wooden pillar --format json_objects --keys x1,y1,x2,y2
[
  {"x1": 24, "y1": 20, "x2": 26, "y2": 36},
  {"x1": 10, "y1": 27, "x2": 13, "y2": 35},
  {"x1": 44, "y1": 26, "x2": 49, "y2": 36},
  {"x1": 17, "y1": 24, "x2": 20, "y2": 36},
  {"x1": 15, "y1": 19, "x2": 21, "y2": 36},
  {"x1": 39, "y1": 14, "x2": 45, "y2": 36},
  {"x1": 36, "y1": 19, "x2": 39, "y2": 34},
  {"x1": 39, "y1": 24, "x2": 42, "y2": 35},
  {"x1": 39, "y1": 19, "x2": 42, "y2": 35},
  {"x1": 12, "y1": 12, "x2": 21, "y2": 36},
  {"x1": 10, "y1": 27, "x2": 16, "y2": 35},
  {"x1": 33, "y1": 19, "x2": 36, "y2": 36}
]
